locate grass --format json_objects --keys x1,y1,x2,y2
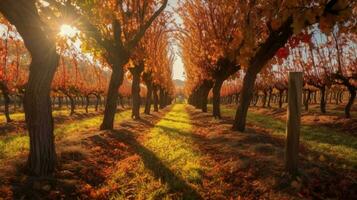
[
  {"x1": 0, "y1": 109, "x2": 132, "y2": 167},
  {"x1": 218, "y1": 105, "x2": 357, "y2": 169},
  {"x1": 110, "y1": 104, "x2": 203, "y2": 199}
]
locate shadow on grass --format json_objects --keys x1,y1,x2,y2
[
  {"x1": 109, "y1": 129, "x2": 202, "y2": 199},
  {"x1": 99, "y1": 129, "x2": 203, "y2": 199},
  {"x1": 188, "y1": 106, "x2": 357, "y2": 199}
]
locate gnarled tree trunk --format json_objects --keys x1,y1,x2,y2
[{"x1": 0, "y1": 0, "x2": 60, "y2": 176}]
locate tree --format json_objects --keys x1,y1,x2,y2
[
  {"x1": 232, "y1": 0, "x2": 355, "y2": 131},
  {"x1": 178, "y1": 0, "x2": 241, "y2": 118},
  {"x1": 0, "y1": 0, "x2": 60, "y2": 176},
  {"x1": 46, "y1": 0, "x2": 168, "y2": 130}
]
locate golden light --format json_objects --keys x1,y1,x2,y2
[{"x1": 59, "y1": 24, "x2": 78, "y2": 37}]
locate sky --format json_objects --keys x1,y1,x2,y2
[{"x1": 168, "y1": 0, "x2": 186, "y2": 81}]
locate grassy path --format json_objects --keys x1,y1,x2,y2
[{"x1": 109, "y1": 104, "x2": 205, "y2": 199}]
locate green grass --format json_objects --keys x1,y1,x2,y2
[
  {"x1": 0, "y1": 109, "x2": 132, "y2": 166},
  {"x1": 218, "y1": 105, "x2": 357, "y2": 168},
  {"x1": 110, "y1": 104, "x2": 203, "y2": 199}
]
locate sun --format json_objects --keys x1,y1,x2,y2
[{"x1": 59, "y1": 24, "x2": 78, "y2": 37}]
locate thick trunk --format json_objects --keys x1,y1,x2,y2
[
  {"x1": 129, "y1": 64, "x2": 144, "y2": 119},
  {"x1": 100, "y1": 64, "x2": 124, "y2": 130},
  {"x1": 345, "y1": 87, "x2": 356, "y2": 118},
  {"x1": 0, "y1": 0, "x2": 60, "y2": 176},
  {"x1": 25, "y1": 55, "x2": 58, "y2": 176},
  {"x1": 153, "y1": 85, "x2": 159, "y2": 112},
  {"x1": 319, "y1": 86, "x2": 326, "y2": 113},
  {"x1": 233, "y1": 71, "x2": 257, "y2": 131}
]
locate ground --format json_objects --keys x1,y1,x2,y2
[{"x1": 0, "y1": 103, "x2": 356, "y2": 199}]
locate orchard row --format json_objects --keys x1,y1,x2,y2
[
  {"x1": 180, "y1": 0, "x2": 356, "y2": 126},
  {"x1": 0, "y1": 0, "x2": 173, "y2": 176}
]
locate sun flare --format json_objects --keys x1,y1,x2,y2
[{"x1": 59, "y1": 24, "x2": 78, "y2": 37}]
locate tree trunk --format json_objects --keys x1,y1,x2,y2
[
  {"x1": 129, "y1": 63, "x2": 144, "y2": 119},
  {"x1": 58, "y1": 96, "x2": 62, "y2": 109},
  {"x1": 304, "y1": 90, "x2": 311, "y2": 111},
  {"x1": 70, "y1": 96, "x2": 75, "y2": 115},
  {"x1": 0, "y1": 84, "x2": 12, "y2": 123},
  {"x1": 202, "y1": 81, "x2": 213, "y2": 112},
  {"x1": 85, "y1": 95, "x2": 89, "y2": 113},
  {"x1": 319, "y1": 86, "x2": 326, "y2": 113},
  {"x1": 345, "y1": 87, "x2": 356, "y2": 118},
  {"x1": 159, "y1": 87, "x2": 165, "y2": 109},
  {"x1": 95, "y1": 95, "x2": 100, "y2": 111},
  {"x1": 253, "y1": 93, "x2": 259, "y2": 106},
  {"x1": 100, "y1": 63, "x2": 124, "y2": 130},
  {"x1": 144, "y1": 84, "x2": 152, "y2": 114},
  {"x1": 64, "y1": 93, "x2": 75, "y2": 116},
  {"x1": 233, "y1": 71, "x2": 257, "y2": 131},
  {"x1": 278, "y1": 90, "x2": 284, "y2": 108},
  {"x1": 313, "y1": 91, "x2": 317, "y2": 104},
  {"x1": 261, "y1": 91, "x2": 266, "y2": 107},
  {"x1": 267, "y1": 88, "x2": 272, "y2": 107},
  {"x1": 153, "y1": 85, "x2": 159, "y2": 112},
  {"x1": 212, "y1": 79, "x2": 224, "y2": 119},
  {"x1": 0, "y1": 0, "x2": 60, "y2": 176}
]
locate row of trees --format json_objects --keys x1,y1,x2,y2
[
  {"x1": 214, "y1": 27, "x2": 356, "y2": 117},
  {"x1": 0, "y1": 0, "x2": 174, "y2": 176},
  {"x1": 181, "y1": 0, "x2": 356, "y2": 128}
]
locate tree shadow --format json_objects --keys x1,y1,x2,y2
[
  {"x1": 186, "y1": 105, "x2": 357, "y2": 199},
  {"x1": 107, "y1": 129, "x2": 202, "y2": 199}
]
